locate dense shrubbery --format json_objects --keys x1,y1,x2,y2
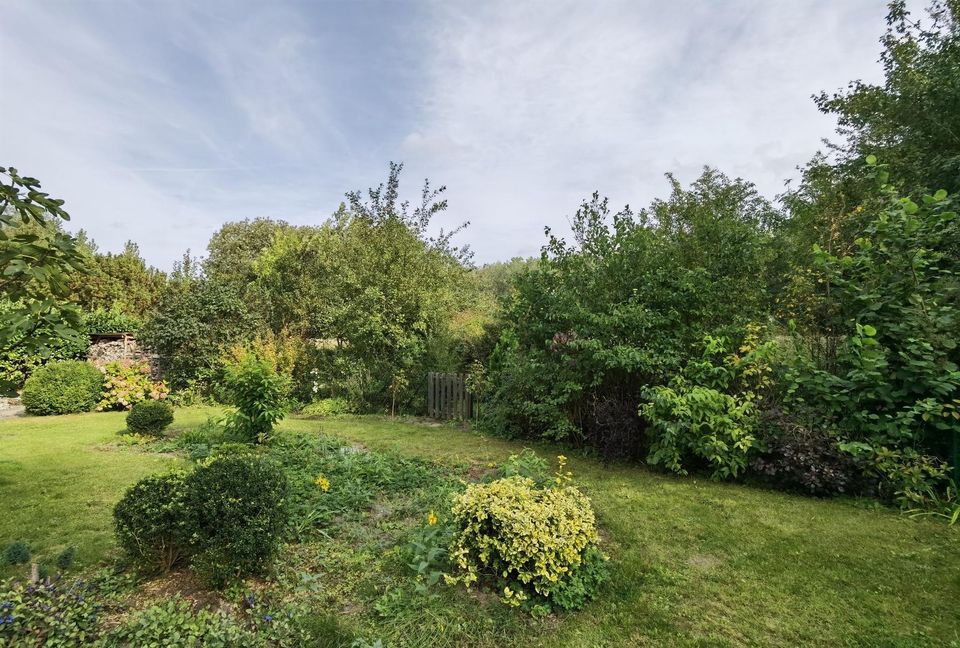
[
  {"x1": 126, "y1": 400, "x2": 174, "y2": 435},
  {"x1": 446, "y1": 457, "x2": 607, "y2": 612},
  {"x1": 21, "y1": 360, "x2": 104, "y2": 415}
]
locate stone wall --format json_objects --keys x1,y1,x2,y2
[{"x1": 87, "y1": 336, "x2": 160, "y2": 377}]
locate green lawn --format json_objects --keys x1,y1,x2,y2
[{"x1": 2, "y1": 408, "x2": 959, "y2": 647}]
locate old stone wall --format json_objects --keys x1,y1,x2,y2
[{"x1": 87, "y1": 337, "x2": 160, "y2": 377}]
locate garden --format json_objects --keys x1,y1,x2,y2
[{"x1": 2, "y1": 2, "x2": 960, "y2": 646}]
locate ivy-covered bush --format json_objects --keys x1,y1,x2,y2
[
  {"x1": 223, "y1": 354, "x2": 288, "y2": 444},
  {"x1": 97, "y1": 360, "x2": 168, "y2": 411},
  {"x1": 113, "y1": 471, "x2": 193, "y2": 574},
  {"x1": 185, "y1": 455, "x2": 289, "y2": 587},
  {"x1": 126, "y1": 400, "x2": 174, "y2": 436},
  {"x1": 446, "y1": 459, "x2": 607, "y2": 612},
  {"x1": 21, "y1": 360, "x2": 104, "y2": 416}
]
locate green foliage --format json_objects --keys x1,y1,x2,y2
[
  {"x1": 184, "y1": 455, "x2": 289, "y2": 587},
  {"x1": 252, "y1": 163, "x2": 470, "y2": 411},
  {"x1": 126, "y1": 400, "x2": 174, "y2": 436},
  {"x1": 55, "y1": 546, "x2": 76, "y2": 571},
  {"x1": 70, "y1": 241, "x2": 167, "y2": 321},
  {"x1": 482, "y1": 170, "x2": 779, "y2": 451},
  {"x1": 497, "y1": 448, "x2": 550, "y2": 486},
  {"x1": 3, "y1": 540, "x2": 29, "y2": 565},
  {"x1": 785, "y1": 175, "x2": 959, "y2": 456},
  {"x1": 21, "y1": 360, "x2": 103, "y2": 415},
  {"x1": 299, "y1": 397, "x2": 355, "y2": 417},
  {"x1": 447, "y1": 467, "x2": 607, "y2": 612},
  {"x1": 83, "y1": 306, "x2": 142, "y2": 334},
  {"x1": 107, "y1": 597, "x2": 254, "y2": 647},
  {"x1": 223, "y1": 354, "x2": 288, "y2": 444},
  {"x1": 641, "y1": 380, "x2": 757, "y2": 479},
  {"x1": 138, "y1": 278, "x2": 255, "y2": 389},
  {"x1": 98, "y1": 361, "x2": 168, "y2": 411},
  {"x1": 0, "y1": 575, "x2": 119, "y2": 647},
  {"x1": 113, "y1": 471, "x2": 192, "y2": 574},
  {"x1": 814, "y1": 1, "x2": 960, "y2": 196},
  {"x1": 0, "y1": 166, "x2": 87, "y2": 361}
]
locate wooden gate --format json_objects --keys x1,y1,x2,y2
[{"x1": 426, "y1": 372, "x2": 475, "y2": 419}]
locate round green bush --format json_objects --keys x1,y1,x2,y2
[
  {"x1": 113, "y1": 472, "x2": 192, "y2": 574},
  {"x1": 126, "y1": 399, "x2": 174, "y2": 435},
  {"x1": 21, "y1": 360, "x2": 104, "y2": 416},
  {"x1": 185, "y1": 455, "x2": 289, "y2": 587}
]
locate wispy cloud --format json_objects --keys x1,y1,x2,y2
[{"x1": 1, "y1": 0, "x2": 888, "y2": 268}]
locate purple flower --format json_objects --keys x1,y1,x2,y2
[{"x1": 263, "y1": 614, "x2": 273, "y2": 622}]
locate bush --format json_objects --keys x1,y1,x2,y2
[
  {"x1": 223, "y1": 354, "x2": 288, "y2": 444},
  {"x1": 21, "y1": 360, "x2": 103, "y2": 415},
  {"x1": 55, "y1": 546, "x2": 76, "y2": 571},
  {"x1": 750, "y1": 425, "x2": 865, "y2": 496},
  {"x1": 185, "y1": 455, "x2": 289, "y2": 587},
  {"x1": 3, "y1": 540, "x2": 30, "y2": 565},
  {"x1": 126, "y1": 400, "x2": 174, "y2": 436},
  {"x1": 113, "y1": 472, "x2": 192, "y2": 574},
  {"x1": 640, "y1": 379, "x2": 757, "y2": 479},
  {"x1": 97, "y1": 361, "x2": 168, "y2": 411},
  {"x1": 447, "y1": 469, "x2": 606, "y2": 611},
  {"x1": 299, "y1": 397, "x2": 355, "y2": 418}
]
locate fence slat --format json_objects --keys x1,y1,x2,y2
[{"x1": 426, "y1": 372, "x2": 477, "y2": 420}]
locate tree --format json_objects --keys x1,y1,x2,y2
[
  {"x1": 0, "y1": 166, "x2": 87, "y2": 359},
  {"x1": 69, "y1": 240, "x2": 167, "y2": 320},
  {"x1": 204, "y1": 218, "x2": 293, "y2": 288},
  {"x1": 814, "y1": 0, "x2": 960, "y2": 196}
]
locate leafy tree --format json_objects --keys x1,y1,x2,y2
[
  {"x1": 253, "y1": 163, "x2": 470, "y2": 410},
  {"x1": 786, "y1": 162, "x2": 960, "y2": 457},
  {"x1": 204, "y1": 218, "x2": 293, "y2": 288},
  {"x1": 482, "y1": 169, "x2": 781, "y2": 452},
  {"x1": 138, "y1": 279, "x2": 256, "y2": 389},
  {"x1": 814, "y1": 0, "x2": 960, "y2": 196},
  {"x1": 69, "y1": 240, "x2": 167, "y2": 319},
  {"x1": 0, "y1": 167, "x2": 87, "y2": 361}
]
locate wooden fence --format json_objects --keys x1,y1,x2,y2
[{"x1": 426, "y1": 372, "x2": 475, "y2": 419}]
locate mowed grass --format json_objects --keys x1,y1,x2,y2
[
  {"x1": 286, "y1": 416, "x2": 960, "y2": 647},
  {"x1": 0, "y1": 408, "x2": 211, "y2": 576},
  {"x1": 1, "y1": 408, "x2": 958, "y2": 646}
]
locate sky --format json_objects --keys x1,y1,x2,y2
[{"x1": 1, "y1": 0, "x2": 890, "y2": 269}]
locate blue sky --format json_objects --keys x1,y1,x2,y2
[{"x1": 1, "y1": 0, "x2": 888, "y2": 269}]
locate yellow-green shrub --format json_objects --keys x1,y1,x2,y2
[{"x1": 446, "y1": 468, "x2": 606, "y2": 611}]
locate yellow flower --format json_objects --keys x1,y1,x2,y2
[
  {"x1": 314, "y1": 474, "x2": 330, "y2": 492},
  {"x1": 427, "y1": 511, "x2": 438, "y2": 526},
  {"x1": 487, "y1": 462, "x2": 496, "y2": 469}
]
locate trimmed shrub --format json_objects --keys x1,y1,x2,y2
[
  {"x1": 126, "y1": 400, "x2": 174, "y2": 436},
  {"x1": 447, "y1": 471, "x2": 607, "y2": 611},
  {"x1": 21, "y1": 360, "x2": 103, "y2": 415},
  {"x1": 185, "y1": 455, "x2": 289, "y2": 587},
  {"x1": 113, "y1": 472, "x2": 192, "y2": 574},
  {"x1": 4, "y1": 540, "x2": 30, "y2": 565}
]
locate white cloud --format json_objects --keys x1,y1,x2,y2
[
  {"x1": 398, "y1": 0, "x2": 889, "y2": 262},
  {"x1": 0, "y1": 0, "x2": 890, "y2": 268}
]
